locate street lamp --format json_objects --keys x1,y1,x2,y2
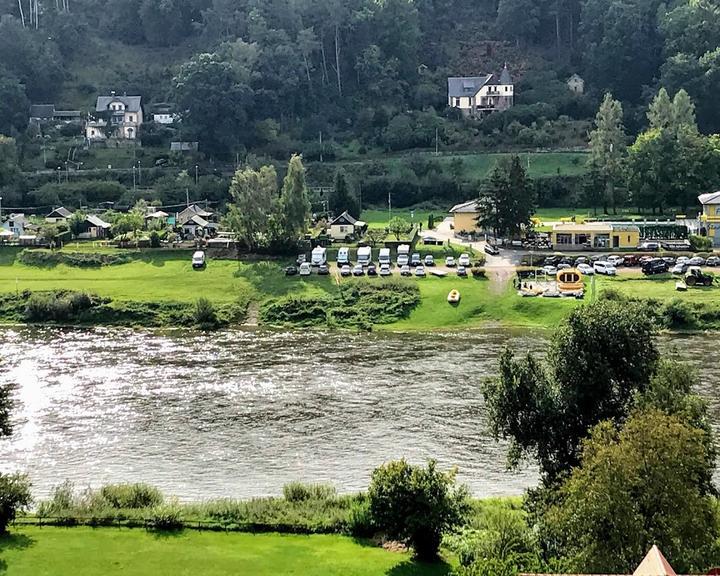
[{"x1": 195, "y1": 164, "x2": 199, "y2": 185}]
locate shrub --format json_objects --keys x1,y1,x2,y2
[
  {"x1": 368, "y1": 459, "x2": 469, "y2": 561},
  {"x1": 149, "y1": 231, "x2": 161, "y2": 248},
  {"x1": 193, "y1": 297, "x2": 218, "y2": 328},
  {"x1": 0, "y1": 473, "x2": 32, "y2": 534},
  {"x1": 18, "y1": 249, "x2": 131, "y2": 268},
  {"x1": 689, "y1": 234, "x2": 712, "y2": 252},
  {"x1": 148, "y1": 499, "x2": 184, "y2": 531},
  {"x1": 662, "y1": 299, "x2": 698, "y2": 329},
  {"x1": 283, "y1": 482, "x2": 337, "y2": 503},
  {"x1": 100, "y1": 483, "x2": 163, "y2": 509},
  {"x1": 346, "y1": 497, "x2": 374, "y2": 537}
]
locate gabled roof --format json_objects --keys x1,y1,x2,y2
[
  {"x1": 86, "y1": 215, "x2": 111, "y2": 228},
  {"x1": 183, "y1": 214, "x2": 209, "y2": 227},
  {"x1": 181, "y1": 204, "x2": 213, "y2": 218},
  {"x1": 633, "y1": 545, "x2": 677, "y2": 576},
  {"x1": 698, "y1": 191, "x2": 720, "y2": 205},
  {"x1": 450, "y1": 200, "x2": 479, "y2": 213},
  {"x1": 95, "y1": 95, "x2": 142, "y2": 112},
  {"x1": 29, "y1": 104, "x2": 55, "y2": 119},
  {"x1": 448, "y1": 76, "x2": 493, "y2": 98},
  {"x1": 568, "y1": 73, "x2": 584, "y2": 83},
  {"x1": 146, "y1": 210, "x2": 169, "y2": 219},
  {"x1": 330, "y1": 211, "x2": 358, "y2": 226},
  {"x1": 46, "y1": 207, "x2": 73, "y2": 219},
  {"x1": 499, "y1": 64, "x2": 512, "y2": 85}
]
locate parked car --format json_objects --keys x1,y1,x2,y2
[
  {"x1": 484, "y1": 244, "x2": 500, "y2": 256},
  {"x1": 607, "y1": 255, "x2": 624, "y2": 266},
  {"x1": 593, "y1": 261, "x2": 617, "y2": 275},
  {"x1": 318, "y1": 264, "x2": 330, "y2": 275},
  {"x1": 706, "y1": 256, "x2": 720, "y2": 267},
  {"x1": 642, "y1": 258, "x2": 669, "y2": 275},
  {"x1": 542, "y1": 265, "x2": 558, "y2": 275},
  {"x1": 352, "y1": 264, "x2": 365, "y2": 276},
  {"x1": 397, "y1": 252, "x2": 409, "y2": 267},
  {"x1": 676, "y1": 256, "x2": 690, "y2": 265},
  {"x1": 337, "y1": 247, "x2": 350, "y2": 265},
  {"x1": 557, "y1": 263, "x2": 571, "y2": 270},
  {"x1": 458, "y1": 253, "x2": 471, "y2": 267},
  {"x1": 284, "y1": 265, "x2": 298, "y2": 276},
  {"x1": 544, "y1": 255, "x2": 563, "y2": 266},
  {"x1": 639, "y1": 241, "x2": 660, "y2": 251},
  {"x1": 424, "y1": 255, "x2": 435, "y2": 266},
  {"x1": 577, "y1": 263, "x2": 595, "y2": 275},
  {"x1": 623, "y1": 254, "x2": 640, "y2": 266},
  {"x1": 457, "y1": 265, "x2": 468, "y2": 277},
  {"x1": 574, "y1": 256, "x2": 589, "y2": 265},
  {"x1": 400, "y1": 265, "x2": 412, "y2": 276},
  {"x1": 367, "y1": 263, "x2": 377, "y2": 276},
  {"x1": 340, "y1": 264, "x2": 352, "y2": 277},
  {"x1": 299, "y1": 262, "x2": 312, "y2": 276},
  {"x1": 445, "y1": 256, "x2": 456, "y2": 267},
  {"x1": 379, "y1": 264, "x2": 391, "y2": 277},
  {"x1": 662, "y1": 256, "x2": 676, "y2": 265},
  {"x1": 671, "y1": 263, "x2": 689, "y2": 275},
  {"x1": 296, "y1": 254, "x2": 306, "y2": 266},
  {"x1": 192, "y1": 250, "x2": 206, "y2": 269},
  {"x1": 689, "y1": 256, "x2": 706, "y2": 266},
  {"x1": 410, "y1": 253, "x2": 421, "y2": 266},
  {"x1": 415, "y1": 265, "x2": 426, "y2": 277}
]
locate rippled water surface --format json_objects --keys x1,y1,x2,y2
[{"x1": 0, "y1": 327, "x2": 717, "y2": 500}]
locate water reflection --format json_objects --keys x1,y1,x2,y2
[{"x1": 0, "y1": 327, "x2": 715, "y2": 500}]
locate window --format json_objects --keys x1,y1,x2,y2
[
  {"x1": 130, "y1": 115, "x2": 135, "y2": 122},
  {"x1": 556, "y1": 233, "x2": 572, "y2": 245},
  {"x1": 575, "y1": 233, "x2": 590, "y2": 245},
  {"x1": 90, "y1": 130, "x2": 95, "y2": 136},
  {"x1": 454, "y1": 98, "x2": 460, "y2": 106},
  {"x1": 339, "y1": 226, "x2": 346, "y2": 233}
]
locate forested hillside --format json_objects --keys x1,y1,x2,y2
[{"x1": 1, "y1": 0, "x2": 719, "y2": 159}]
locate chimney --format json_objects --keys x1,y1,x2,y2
[{"x1": 110, "y1": 90, "x2": 116, "y2": 97}]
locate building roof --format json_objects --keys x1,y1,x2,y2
[
  {"x1": 29, "y1": 104, "x2": 55, "y2": 119},
  {"x1": 183, "y1": 214, "x2": 209, "y2": 227},
  {"x1": 633, "y1": 546, "x2": 677, "y2": 576},
  {"x1": 447, "y1": 76, "x2": 493, "y2": 98},
  {"x1": 499, "y1": 64, "x2": 512, "y2": 85},
  {"x1": 95, "y1": 95, "x2": 142, "y2": 112},
  {"x1": 181, "y1": 204, "x2": 213, "y2": 218},
  {"x1": 146, "y1": 210, "x2": 169, "y2": 219},
  {"x1": 53, "y1": 110, "x2": 82, "y2": 118},
  {"x1": 330, "y1": 211, "x2": 358, "y2": 226},
  {"x1": 450, "y1": 200, "x2": 480, "y2": 213},
  {"x1": 86, "y1": 215, "x2": 111, "y2": 228},
  {"x1": 568, "y1": 73, "x2": 584, "y2": 84},
  {"x1": 46, "y1": 207, "x2": 73, "y2": 219},
  {"x1": 698, "y1": 191, "x2": 720, "y2": 205}
]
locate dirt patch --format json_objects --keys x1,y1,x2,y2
[{"x1": 487, "y1": 266, "x2": 514, "y2": 294}]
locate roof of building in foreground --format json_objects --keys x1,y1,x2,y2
[
  {"x1": 698, "y1": 191, "x2": 720, "y2": 205},
  {"x1": 520, "y1": 545, "x2": 699, "y2": 576}
]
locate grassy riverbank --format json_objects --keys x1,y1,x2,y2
[{"x1": 0, "y1": 527, "x2": 452, "y2": 576}]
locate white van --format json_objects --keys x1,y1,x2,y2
[
  {"x1": 396, "y1": 244, "x2": 410, "y2": 267},
  {"x1": 337, "y1": 247, "x2": 350, "y2": 265},
  {"x1": 357, "y1": 246, "x2": 372, "y2": 266},
  {"x1": 379, "y1": 248, "x2": 391, "y2": 266},
  {"x1": 311, "y1": 246, "x2": 327, "y2": 266}
]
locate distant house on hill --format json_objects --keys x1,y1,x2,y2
[
  {"x1": 75, "y1": 215, "x2": 111, "y2": 239},
  {"x1": 176, "y1": 204, "x2": 218, "y2": 238},
  {"x1": 567, "y1": 73, "x2": 585, "y2": 95},
  {"x1": 151, "y1": 103, "x2": 177, "y2": 125},
  {"x1": 329, "y1": 211, "x2": 365, "y2": 240},
  {"x1": 448, "y1": 64, "x2": 514, "y2": 116},
  {"x1": 1, "y1": 213, "x2": 28, "y2": 237},
  {"x1": 29, "y1": 104, "x2": 82, "y2": 126},
  {"x1": 45, "y1": 207, "x2": 73, "y2": 224},
  {"x1": 86, "y1": 93, "x2": 143, "y2": 140}
]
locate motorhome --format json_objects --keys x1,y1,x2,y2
[
  {"x1": 337, "y1": 247, "x2": 350, "y2": 265},
  {"x1": 311, "y1": 246, "x2": 327, "y2": 266},
  {"x1": 379, "y1": 248, "x2": 391, "y2": 266},
  {"x1": 396, "y1": 244, "x2": 410, "y2": 267},
  {"x1": 357, "y1": 246, "x2": 372, "y2": 266}
]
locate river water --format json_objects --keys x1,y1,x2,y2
[{"x1": 0, "y1": 327, "x2": 717, "y2": 501}]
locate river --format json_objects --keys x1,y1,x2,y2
[{"x1": 0, "y1": 327, "x2": 717, "y2": 501}]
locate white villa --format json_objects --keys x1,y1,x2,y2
[
  {"x1": 448, "y1": 65, "x2": 513, "y2": 116},
  {"x1": 86, "y1": 93, "x2": 143, "y2": 140}
]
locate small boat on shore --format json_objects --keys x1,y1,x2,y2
[{"x1": 447, "y1": 289, "x2": 460, "y2": 303}]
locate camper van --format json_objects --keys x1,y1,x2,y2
[
  {"x1": 396, "y1": 244, "x2": 410, "y2": 267},
  {"x1": 337, "y1": 247, "x2": 350, "y2": 265},
  {"x1": 357, "y1": 246, "x2": 372, "y2": 266},
  {"x1": 379, "y1": 248, "x2": 391, "y2": 266},
  {"x1": 311, "y1": 246, "x2": 327, "y2": 266}
]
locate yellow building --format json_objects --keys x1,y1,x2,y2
[
  {"x1": 699, "y1": 191, "x2": 720, "y2": 247},
  {"x1": 550, "y1": 222, "x2": 640, "y2": 250},
  {"x1": 449, "y1": 200, "x2": 480, "y2": 233}
]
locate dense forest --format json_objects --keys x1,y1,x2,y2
[{"x1": 1, "y1": 0, "x2": 719, "y2": 159}]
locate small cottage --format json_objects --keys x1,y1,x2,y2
[
  {"x1": 449, "y1": 200, "x2": 481, "y2": 233},
  {"x1": 76, "y1": 215, "x2": 112, "y2": 239},
  {"x1": 329, "y1": 211, "x2": 362, "y2": 240},
  {"x1": 2, "y1": 213, "x2": 28, "y2": 237},
  {"x1": 45, "y1": 207, "x2": 73, "y2": 224},
  {"x1": 567, "y1": 73, "x2": 585, "y2": 95},
  {"x1": 448, "y1": 65, "x2": 514, "y2": 116}
]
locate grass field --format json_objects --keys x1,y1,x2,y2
[
  {"x1": 598, "y1": 272, "x2": 720, "y2": 303},
  {"x1": 361, "y1": 209, "x2": 440, "y2": 229},
  {"x1": 0, "y1": 527, "x2": 452, "y2": 576}
]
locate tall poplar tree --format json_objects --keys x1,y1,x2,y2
[
  {"x1": 588, "y1": 93, "x2": 626, "y2": 213},
  {"x1": 280, "y1": 154, "x2": 311, "y2": 239}
]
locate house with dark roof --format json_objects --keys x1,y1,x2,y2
[
  {"x1": 447, "y1": 64, "x2": 514, "y2": 116},
  {"x1": 329, "y1": 211, "x2": 363, "y2": 240},
  {"x1": 45, "y1": 207, "x2": 74, "y2": 223},
  {"x1": 29, "y1": 104, "x2": 82, "y2": 126},
  {"x1": 85, "y1": 93, "x2": 143, "y2": 140},
  {"x1": 75, "y1": 215, "x2": 112, "y2": 239},
  {"x1": 176, "y1": 204, "x2": 218, "y2": 238}
]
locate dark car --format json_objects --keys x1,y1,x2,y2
[
  {"x1": 484, "y1": 244, "x2": 500, "y2": 256},
  {"x1": 318, "y1": 264, "x2": 330, "y2": 275},
  {"x1": 367, "y1": 264, "x2": 378, "y2": 276},
  {"x1": 623, "y1": 254, "x2": 640, "y2": 267},
  {"x1": 544, "y1": 255, "x2": 563, "y2": 266},
  {"x1": 574, "y1": 256, "x2": 589, "y2": 266},
  {"x1": 642, "y1": 258, "x2": 669, "y2": 275},
  {"x1": 662, "y1": 256, "x2": 676, "y2": 265},
  {"x1": 285, "y1": 265, "x2": 298, "y2": 276}
]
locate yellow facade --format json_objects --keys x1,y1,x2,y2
[
  {"x1": 551, "y1": 223, "x2": 640, "y2": 250},
  {"x1": 452, "y1": 212, "x2": 479, "y2": 233},
  {"x1": 701, "y1": 204, "x2": 720, "y2": 246}
]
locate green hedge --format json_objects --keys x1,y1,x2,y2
[{"x1": 18, "y1": 249, "x2": 132, "y2": 268}]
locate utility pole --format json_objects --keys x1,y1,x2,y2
[
  {"x1": 195, "y1": 164, "x2": 198, "y2": 185},
  {"x1": 186, "y1": 188, "x2": 190, "y2": 208},
  {"x1": 0, "y1": 197, "x2": 3, "y2": 223},
  {"x1": 388, "y1": 191, "x2": 392, "y2": 222},
  {"x1": 435, "y1": 127, "x2": 439, "y2": 155},
  {"x1": 319, "y1": 131, "x2": 323, "y2": 163},
  {"x1": 137, "y1": 161, "x2": 141, "y2": 186},
  {"x1": 132, "y1": 165, "x2": 136, "y2": 191}
]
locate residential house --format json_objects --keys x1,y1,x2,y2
[
  {"x1": 145, "y1": 210, "x2": 169, "y2": 226},
  {"x1": 2, "y1": 213, "x2": 28, "y2": 237},
  {"x1": 45, "y1": 207, "x2": 73, "y2": 224},
  {"x1": 151, "y1": 103, "x2": 177, "y2": 125},
  {"x1": 448, "y1": 65, "x2": 514, "y2": 116},
  {"x1": 170, "y1": 141, "x2": 199, "y2": 152},
  {"x1": 521, "y1": 545, "x2": 679, "y2": 576},
  {"x1": 75, "y1": 215, "x2": 112, "y2": 239},
  {"x1": 449, "y1": 200, "x2": 480, "y2": 233},
  {"x1": 567, "y1": 73, "x2": 585, "y2": 95},
  {"x1": 176, "y1": 204, "x2": 217, "y2": 238},
  {"x1": 29, "y1": 104, "x2": 82, "y2": 126},
  {"x1": 86, "y1": 93, "x2": 143, "y2": 140},
  {"x1": 550, "y1": 222, "x2": 640, "y2": 250},
  {"x1": 699, "y1": 191, "x2": 720, "y2": 247},
  {"x1": 328, "y1": 211, "x2": 362, "y2": 240}
]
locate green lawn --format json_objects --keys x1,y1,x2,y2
[
  {"x1": 361, "y1": 209, "x2": 439, "y2": 229},
  {"x1": 596, "y1": 272, "x2": 720, "y2": 303},
  {"x1": 0, "y1": 527, "x2": 452, "y2": 576}
]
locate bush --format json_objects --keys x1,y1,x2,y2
[
  {"x1": 662, "y1": 299, "x2": 698, "y2": 329},
  {"x1": 689, "y1": 234, "x2": 712, "y2": 252},
  {"x1": 0, "y1": 473, "x2": 32, "y2": 534},
  {"x1": 346, "y1": 497, "x2": 374, "y2": 537},
  {"x1": 193, "y1": 297, "x2": 218, "y2": 329},
  {"x1": 18, "y1": 249, "x2": 132, "y2": 268},
  {"x1": 283, "y1": 482, "x2": 337, "y2": 503},
  {"x1": 149, "y1": 231, "x2": 161, "y2": 248},
  {"x1": 368, "y1": 460, "x2": 469, "y2": 561},
  {"x1": 148, "y1": 499, "x2": 184, "y2": 531},
  {"x1": 100, "y1": 483, "x2": 163, "y2": 509}
]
